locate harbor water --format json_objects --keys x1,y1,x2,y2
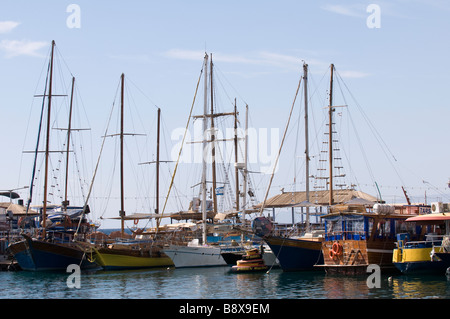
[{"x1": 1, "y1": 266, "x2": 449, "y2": 299}]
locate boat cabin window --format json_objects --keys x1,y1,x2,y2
[
  {"x1": 324, "y1": 215, "x2": 365, "y2": 241},
  {"x1": 369, "y1": 218, "x2": 394, "y2": 239},
  {"x1": 394, "y1": 219, "x2": 420, "y2": 241}
]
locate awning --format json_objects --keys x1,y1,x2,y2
[
  {"x1": 0, "y1": 192, "x2": 19, "y2": 199},
  {"x1": 406, "y1": 213, "x2": 450, "y2": 222},
  {"x1": 254, "y1": 189, "x2": 380, "y2": 209}
]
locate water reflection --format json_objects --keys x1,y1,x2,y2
[
  {"x1": 1, "y1": 266, "x2": 450, "y2": 299},
  {"x1": 389, "y1": 275, "x2": 450, "y2": 299},
  {"x1": 322, "y1": 275, "x2": 370, "y2": 298}
]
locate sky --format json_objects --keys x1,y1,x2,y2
[{"x1": 1, "y1": 0, "x2": 450, "y2": 229}]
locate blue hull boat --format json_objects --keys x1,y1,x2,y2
[
  {"x1": 264, "y1": 236, "x2": 323, "y2": 271},
  {"x1": 9, "y1": 234, "x2": 98, "y2": 271}
]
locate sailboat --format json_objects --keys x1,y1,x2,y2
[
  {"x1": 254, "y1": 64, "x2": 385, "y2": 271},
  {"x1": 309, "y1": 65, "x2": 422, "y2": 275},
  {"x1": 161, "y1": 54, "x2": 232, "y2": 268},
  {"x1": 88, "y1": 73, "x2": 173, "y2": 270},
  {"x1": 8, "y1": 41, "x2": 98, "y2": 271},
  {"x1": 252, "y1": 63, "x2": 325, "y2": 271}
]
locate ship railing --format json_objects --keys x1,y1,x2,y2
[{"x1": 402, "y1": 234, "x2": 445, "y2": 249}]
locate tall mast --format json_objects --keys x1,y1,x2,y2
[
  {"x1": 328, "y1": 64, "x2": 334, "y2": 206},
  {"x1": 242, "y1": 104, "x2": 248, "y2": 215},
  {"x1": 120, "y1": 73, "x2": 125, "y2": 236},
  {"x1": 210, "y1": 54, "x2": 218, "y2": 216},
  {"x1": 63, "y1": 76, "x2": 75, "y2": 212},
  {"x1": 234, "y1": 98, "x2": 239, "y2": 212},
  {"x1": 42, "y1": 40, "x2": 55, "y2": 237},
  {"x1": 156, "y1": 107, "x2": 161, "y2": 215},
  {"x1": 201, "y1": 54, "x2": 208, "y2": 244},
  {"x1": 303, "y1": 63, "x2": 310, "y2": 232}
]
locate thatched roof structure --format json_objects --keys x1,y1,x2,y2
[{"x1": 254, "y1": 189, "x2": 380, "y2": 209}]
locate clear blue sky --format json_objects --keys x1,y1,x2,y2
[{"x1": 1, "y1": 1, "x2": 449, "y2": 228}]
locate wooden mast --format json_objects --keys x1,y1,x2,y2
[
  {"x1": 156, "y1": 107, "x2": 161, "y2": 215},
  {"x1": 210, "y1": 54, "x2": 218, "y2": 216},
  {"x1": 42, "y1": 40, "x2": 55, "y2": 237},
  {"x1": 328, "y1": 64, "x2": 334, "y2": 206},
  {"x1": 242, "y1": 104, "x2": 248, "y2": 215},
  {"x1": 63, "y1": 76, "x2": 75, "y2": 212},
  {"x1": 303, "y1": 63, "x2": 310, "y2": 232},
  {"x1": 201, "y1": 54, "x2": 208, "y2": 245},
  {"x1": 120, "y1": 73, "x2": 125, "y2": 236},
  {"x1": 234, "y1": 98, "x2": 239, "y2": 212}
]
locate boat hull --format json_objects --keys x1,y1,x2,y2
[
  {"x1": 221, "y1": 250, "x2": 279, "y2": 267},
  {"x1": 393, "y1": 260, "x2": 448, "y2": 274},
  {"x1": 92, "y1": 247, "x2": 174, "y2": 271},
  {"x1": 163, "y1": 244, "x2": 227, "y2": 268},
  {"x1": 8, "y1": 237, "x2": 98, "y2": 271},
  {"x1": 221, "y1": 251, "x2": 245, "y2": 265},
  {"x1": 317, "y1": 239, "x2": 398, "y2": 275},
  {"x1": 263, "y1": 236, "x2": 323, "y2": 271},
  {"x1": 432, "y1": 252, "x2": 450, "y2": 273},
  {"x1": 393, "y1": 246, "x2": 450, "y2": 275}
]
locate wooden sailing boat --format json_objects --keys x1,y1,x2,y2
[
  {"x1": 89, "y1": 73, "x2": 173, "y2": 270},
  {"x1": 313, "y1": 65, "x2": 420, "y2": 275},
  {"x1": 8, "y1": 41, "x2": 98, "y2": 271},
  {"x1": 253, "y1": 63, "x2": 325, "y2": 271},
  {"x1": 316, "y1": 203, "x2": 422, "y2": 275}
]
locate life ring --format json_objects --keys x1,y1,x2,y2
[
  {"x1": 331, "y1": 241, "x2": 343, "y2": 257},
  {"x1": 329, "y1": 249, "x2": 335, "y2": 259},
  {"x1": 134, "y1": 219, "x2": 139, "y2": 225}
]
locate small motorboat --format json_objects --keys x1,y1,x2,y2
[{"x1": 230, "y1": 248, "x2": 268, "y2": 273}]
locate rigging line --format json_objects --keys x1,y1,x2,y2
[
  {"x1": 259, "y1": 74, "x2": 303, "y2": 216},
  {"x1": 157, "y1": 66, "x2": 204, "y2": 228},
  {"x1": 213, "y1": 64, "x2": 248, "y2": 106},
  {"x1": 213, "y1": 68, "x2": 240, "y2": 109},
  {"x1": 345, "y1": 111, "x2": 370, "y2": 188},
  {"x1": 26, "y1": 59, "x2": 51, "y2": 214},
  {"x1": 293, "y1": 84, "x2": 304, "y2": 187},
  {"x1": 334, "y1": 70, "x2": 406, "y2": 189},
  {"x1": 78, "y1": 91, "x2": 117, "y2": 228},
  {"x1": 18, "y1": 52, "x2": 52, "y2": 189},
  {"x1": 54, "y1": 45, "x2": 75, "y2": 79},
  {"x1": 124, "y1": 80, "x2": 151, "y2": 145},
  {"x1": 330, "y1": 80, "x2": 361, "y2": 189},
  {"x1": 158, "y1": 118, "x2": 185, "y2": 211},
  {"x1": 335, "y1": 69, "x2": 398, "y2": 163},
  {"x1": 126, "y1": 76, "x2": 160, "y2": 110}
]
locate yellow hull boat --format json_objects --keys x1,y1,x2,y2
[{"x1": 92, "y1": 246, "x2": 174, "y2": 270}]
